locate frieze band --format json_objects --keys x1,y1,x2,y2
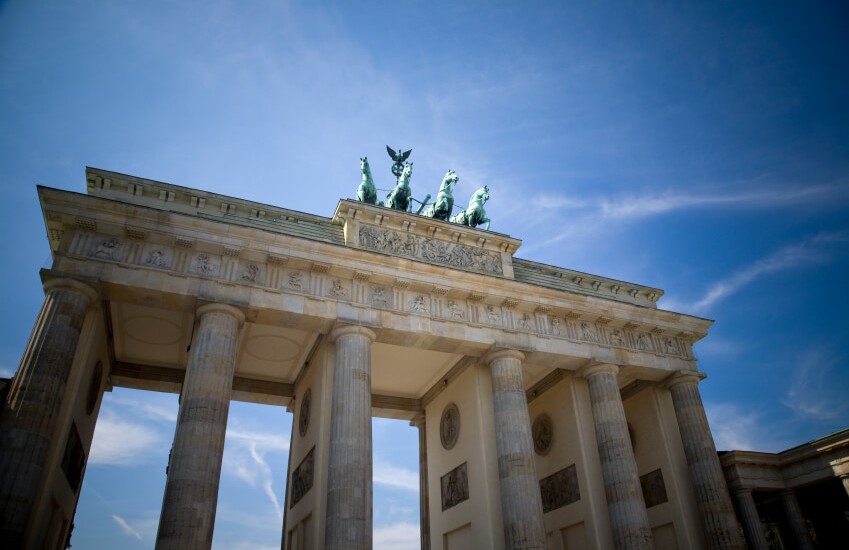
[{"x1": 358, "y1": 224, "x2": 503, "y2": 276}]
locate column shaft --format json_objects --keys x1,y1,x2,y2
[
  {"x1": 325, "y1": 325, "x2": 376, "y2": 550},
  {"x1": 0, "y1": 279, "x2": 97, "y2": 548},
  {"x1": 486, "y1": 349, "x2": 546, "y2": 550},
  {"x1": 156, "y1": 303, "x2": 244, "y2": 550},
  {"x1": 667, "y1": 373, "x2": 745, "y2": 550},
  {"x1": 411, "y1": 414, "x2": 430, "y2": 550},
  {"x1": 582, "y1": 363, "x2": 653, "y2": 550},
  {"x1": 780, "y1": 490, "x2": 814, "y2": 550},
  {"x1": 733, "y1": 490, "x2": 767, "y2": 550}
]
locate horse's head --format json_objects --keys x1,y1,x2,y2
[
  {"x1": 442, "y1": 170, "x2": 459, "y2": 191},
  {"x1": 400, "y1": 162, "x2": 413, "y2": 185},
  {"x1": 360, "y1": 157, "x2": 370, "y2": 172},
  {"x1": 475, "y1": 185, "x2": 490, "y2": 203}
]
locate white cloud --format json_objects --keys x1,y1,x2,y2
[
  {"x1": 667, "y1": 231, "x2": 849, "y2": 314},
  {"x1": 222, "y1": 426, "x2": 288, "y2": 521},
  {"x1": 373, "y1": 522, "x2": 420, "y2": 550},
  {"x1": 89, "y1": 415, "x2": 163, "y2": 466},
  {"x1": 0, "y1": 367, "x2": 13, "y2": 378},
  {"x1": 373, "y1": 460, "x2": 419, "y2": 492},
  {"x1": 111, "y1": 514, "x2": 143, "y2": 540},
  {"x1": 705, "y1": 402, "x2": 767, "y2": 452},
  {"x1": 783, "y1": 348, "x2": 848, "y2": 422}
]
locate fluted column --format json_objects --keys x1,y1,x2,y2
[
  {"x1": 580, "y1": 363, "x2": 653, "y2": 550},
  {"x1": 486, "y1": 349, "x2": 546, "y2": 550},
  {"x1": 0, "y1": 278, "x2": 98, "y2": 548},
  {"x1": 325, "y1": 325, "x2": 376, "y2": 550},
  {"x1": 733, "y1": 490, "x2": 767, "y2": 550},
  {"x1": 156, "y1": 303, "x2": 244, "y2": 550},
  {"x1": 780, "y1": 490, "x2": 814, "y2": 550},
  {"x1": 666, "y1": 372, "x2": 745, "y2": 550},
  {"x1": 841, "y1": 475, "x2": 849, "y2": 500},
  {"x1": 410, "y1": 413, "x2": 430, "y2": 550}
]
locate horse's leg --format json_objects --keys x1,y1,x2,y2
[{"x1": 482, "y1": 217, "x2": 490, "y2": 230}]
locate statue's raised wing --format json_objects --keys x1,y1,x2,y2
[
  {"x1": 386, "y1": 145, "x2": 397, "y2": 160},
  {"x1": 400, "y1": 149, "x2": 412, "y2": 162}
]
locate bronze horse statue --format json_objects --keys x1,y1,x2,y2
[
  {"x1": 356, "y1": 157, "x2": 378, "y2": 205},
  {"x1": 451, "y1": 185, "x2": 490, "y2": 230},
  {"x1": 423, "y1": 170, "x2": 458, "y2": 221},
  {"x1": 386, "y1": 162, "x2": 413, "y2": 212}
]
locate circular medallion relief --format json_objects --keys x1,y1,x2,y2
[
  {"x1": 440, "y1": 403, "x2": 460, "y2": 450},
  {"x1": 86, "y1": 361, "x2": 103, "y2": 415},
  {"x1": 298, "y1": 389, "x2": 312, "y2": 437},
  {"x1": 532, "y1": 414, "x2": 553, "y2": 455}
]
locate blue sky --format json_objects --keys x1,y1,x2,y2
[{"x1": 2, "y1": 1, "x2": 848, "y2": 548}]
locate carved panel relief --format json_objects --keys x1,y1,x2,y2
[
  {"x1": 358, "y1": 225, "x2": 503, "y2": 275},
  {"x1": 298, "y1": 388, "x2": 311, "y2": 437},
  {"x1": 240, "y1": 262, "x2": 263, "y2": 285},
  {"x1": 440, "y1": 403, "x2": 460, "y2": 450},
  {"x1": 532, "y1": 414, "x2": 553, "y2": 455},
  {"x1": 90, "y1": 237, "x2": 124, "y2": 261},
  {"x1": 142, "y1": 245, "x2": 172, "y2": 269},
  {"x1": 290, "y1": 446, "x2": 315, "y2": 508},
  {"x1": 441, "y1": 462, "x2": 469, "y2": 511},
  {"x1": 328, "y1": 279, "x2": 350, "y2": 299},
  {"x1": 191, "y1": 253, "x2": 219, "y2": 276},
  {"x1": 539, "y1": 464, "x2": 580, "y2": 513}
]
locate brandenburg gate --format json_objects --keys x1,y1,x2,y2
[{"x1": 0, "y1": 167, "x2": 744, "y2": 549}]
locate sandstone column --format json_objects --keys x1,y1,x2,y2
[
  {"x1": 324, "y1": 325, "x2": 376, "y2": 550},
  {"x1": 841, "y1": 475, "x2": 849, "y2": 500},
  {"x1": 732, "y1": 490, "x2": 767, "y2": 550},
  {"x1": 485, "y1": 349, "x2": 546, "y2": 550},
  {"x1": 155, "y1": 303, "x2": 244, "y2": 550},
  {"x1": 410, "y1": 413, "x2": 430, "y2": 550},
  {"x1": 780, "y1": 490, "x2": 814, "y2": 550},
  {"x1": 580, "y1": 363, "x2": 653, "y2": 550},
  {"x1": 666, "y1": 372, "x2": 745, "y2": 550},
  {"x1": 0, "y1": 278, "x2": 98, "y2": 548}
]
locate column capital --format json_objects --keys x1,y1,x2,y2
[
  {"x1": 42, "y1": 277, "x2": 99, "y2": 304},
  {"x1": 196, "y1": 302, "x2": 245, "y2": 326},
  {"x1": 734, "y1": 488, "x2": 755, "y2": 496},
  {"x1": 663, "y1": 370, "x2": 706, "y2": 390},
  {"x1": 577, "y1": 362, "x2": 618, "y2": 379},
  {"x1": 484, "y1": 348, "x2": 525, "y2": 365},
  {"x1": 410, "y1": 413, "x2": 426, "y2": 428},
  {"x1": 329, "y1": 324, "x2": 377, "y2": 343}
]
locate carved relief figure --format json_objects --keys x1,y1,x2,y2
[
  {"x1": 581, "y1": 322, "x2": 598, "y2": 342},
  {"x1": 664, "y1": 337, "x2": 679, "y2": 355},
  {"x1": 287, "y1": 271, "x2": 303, "y2": 290},
  {"x1": 518, "y1": 313, "x2": 532, "y2": 330},
  {"x1": 549, "y1": 317, "x2": 562, "y2": 335},
  {"x1": 636, "y1": 332, "x2": 650, "y2": 351},
  {"x1": 447, "y1": 300, "x2": 464, "y2": 320},
  {"x1": 609, "y1": 328, "x2": 625, "y2": 345},
  {"x1": 290, "y1": 447, "x2": 315, "y2": 507},
  {"x1": 369, "y1": 285, "x2": 388, "y2": 306},
  {"x1": 486, "y1": 305, "x2": 500, "y2": 323},
  {"x1": 540, "y1": 464, "x2": 580, "y2": 513},
  {"x1": 94, "y1": 238, "x2": 122, "y2": 259},
  {"x1": 532, "y1": 414, "x2": 553, "y2": 455},
  {"x1": 410, "y1": 295, "x2": 429, "y2": 314},
  {"x1": 440, "y1": 462, "x2": 469, "y2": 511},
  {"x1": 440, "y1": 403, "x2": 460, "y2": 450},
  {"x1": 145, "y1": 249, "x2": 167, "y2": 267},
  {"x1": 241, "y1": 264, "x2": 259, "y2": 282},
  {"x1": 298, "y1": 389, "x2": 311, "y2": 437},
  {"x1": 194, "y1": 254, "x2": 217, "y2": 275},
  {"x1": 330, "y1": 279, "x2": 348, "y2": 297}
]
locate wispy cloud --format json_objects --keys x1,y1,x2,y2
[
  {"x1": 663, "y1": 231, "x2": 849, "y2": 314},
  {"x1": 222, "y1": 427, "x2": 288, "y2": 522},
  {"x1": 373, "y1": 459, "x2": 419, "y2": 492},
  {"x1": 89, "y1": 414, "x2": 163, "y2": 466},
  {"x1": 783, "y1": 347, "x2": 849, "y2": 422},
  {"x1": 705, "y1": 402, "x2": 787, "y2": 452},
  {"x1": 111, "y1": 514, "x2": 143, "y2": 540},
  {"x1": 373, "y1": 522, "x2": 420, "y2": 550}
]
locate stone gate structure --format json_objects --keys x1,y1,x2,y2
[{"x1": 0, "y1": 167, "x2": 746, "y2": 549}]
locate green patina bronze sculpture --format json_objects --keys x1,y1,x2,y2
[
  {"x1": 423, "y1": 170, "x2": 458, "y2": 221},
  {"x1": 386, "y1": 145, "x2": 412, "y2": 179},
  {"x1": 356, "y1": 157, "x2": 378, "y2": 205},
  {"x1": 386, "y1": 162, "x2": 413, "y2": 212},
  {"x1": 451, "y1": 186, "x2": 491, "y2": 230}
]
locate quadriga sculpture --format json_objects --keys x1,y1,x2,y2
[
  {"x1": 423, "y1": 170, "x2": 458, "y2": 221},
  {"x1": 451, "y1": 185, "x2": 491, "y2": 230},
  {"x1": 386, "y1": 162, "x2": 413, "y2": 212}
]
